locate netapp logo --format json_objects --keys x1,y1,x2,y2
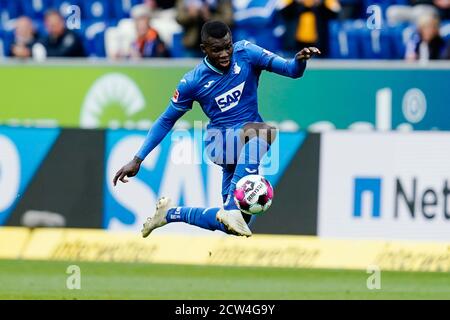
[
  {"x1": 353, "y1": 177, "x2": 450, "y2": 220},
  {"x1": 353, "y1": 177, "x2": 382, "y2": 218}
]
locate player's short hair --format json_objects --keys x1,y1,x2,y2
[{"x1": 201, "y1": 21, "x2": 231, "y2": 44}]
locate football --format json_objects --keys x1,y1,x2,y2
[{"x1": 233, "y1": 174, "x2": 274, "y2": 215}]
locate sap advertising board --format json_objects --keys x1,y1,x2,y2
[{"x1": 318, "y1": 132, "x2": 450, "y2": 241}]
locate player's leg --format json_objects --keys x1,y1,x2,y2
[
  {"x1": 216, "y1": 123, "x2": 275, "y2": 232},
  {"x1": 164, "y1": 164, "x2": 250, "y2": 235},
  {"x1": 220, "y1": 164, "x2": 252, "y2": 224},
  {"x1": 223, "y1": 122, "x2": 276, "y2": 212},
  {"x1": 221, "y1": 164, "x2": 235, "y2": 203},
  {"x1": 141, "y1": 197, "x2": 252, "y2": 237},
  {"x1": 141, "y1": 153, "x2": 252, "y2": 237},
  {"x1": 141, "y1": 125, "x2": 273, "y2": 238},
  {"x1": 141, "y1": 197, "x2": 226, "y2": 236},
  {"x1": 215, "y1": 163, "x2": 253, "y2": 232}
]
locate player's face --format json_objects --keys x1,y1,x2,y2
[
  {"x1": 45, "y1": 13, "x2": 65, "y2": 38},
  {"x1": 202, "y1": 33, "x2": 233, "y2": 71}
]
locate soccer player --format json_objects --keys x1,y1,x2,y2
[{"x1": 113, "y1": 21, "x2": 320, "y2": 237}]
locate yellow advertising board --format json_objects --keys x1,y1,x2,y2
[
  {"x1": 1, "y1": 227, "x2": 449, "y2": 272},
  {"x1": 0, "y1": 227, "x2": 30, "y2": 259}
]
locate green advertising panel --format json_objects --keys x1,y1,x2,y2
[{"x1": 1, "y1": 62, "x2": 449, "y2": 130}]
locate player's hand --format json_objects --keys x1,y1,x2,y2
[
  {"x1": 296, "y1": 47, "x2": 321, "y2": 61},
  {"x1": 113, "y1": 156, "x2": 142, "y2": 186}
]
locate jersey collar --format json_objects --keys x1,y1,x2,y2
[{"x1": 203, "y1": 57, "x2": 224, "y2": 75}]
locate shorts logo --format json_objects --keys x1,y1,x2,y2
[
  {"x1": 172, "y1": 89, "x2": 179, "y2": 102},
  {"x1": 245, "y1": 168, "x2": 257, "y2": 174},
  {"x1": 215, "y1": 81, "x2": 245, "y2": 112}
]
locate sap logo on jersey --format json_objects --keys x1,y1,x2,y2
[{"x1": 215, "y1": 82, "x2": 245, "y2": 112}]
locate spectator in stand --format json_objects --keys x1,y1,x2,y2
[
  {"x1": 175, "y1": 0, "x2": 233, "y2": 57},
  {"x1": 145, "y1": 0, "x2": 176, "y2": 10},
  {"x1": 10, "y1": 16, "x2": 38, "y2": 58},
  {"x1": 405, "y1": 13, "x2": 446, "y2": 61},
  {"x1": 338, "y1": 0, "x2": 361, "y2": 19},
  {"x1": 40, "y1": 9, "x2": 85, "y2": 57},
  {"x1": 142, "y1": 0, "x2": 180, "y2": 51},
  {"x1": 434, "y1": 0, "x2": 450, "y2": 20},
  {"x1": 279, "y1": 0, "x2": 340, "y2": 57},
  {"x1": 130, "y1": 4, "x2": 169, "y2": 58},
  {"x1": 441, "y1": 39, "x2": 450, "y2": 59},
  {"x1": 386, "y1": 0, "x2": 449, "y2": 25}
]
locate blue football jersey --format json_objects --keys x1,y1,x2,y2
[
  {"x1": 170, "y1": 40, "x2": 280, "y2": 128},
  {"x1": 135, "y1": 40, "x2": 306, "y2": 161}
]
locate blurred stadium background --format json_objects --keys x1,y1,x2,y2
[{"x1": 0, "y1": 0, "x2": 449, "y2": 300}]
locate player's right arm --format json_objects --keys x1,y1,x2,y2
[{"x1": 113, "y1": 78, "x2": 194, "y2": 186}]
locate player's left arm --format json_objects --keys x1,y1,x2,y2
[{"x1": 245, "y1": 42, "x2": 320, "y2": 78}]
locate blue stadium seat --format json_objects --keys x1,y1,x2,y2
[
  {"x1": 112, "y1": 0, "x2": 142, "y2": 20},
  {"x1": 328, "y1": 20, "x2": 362, "y2": 59},
  {"x1": 51, "y1": 0, "x2": 81, "y2": 17},
  {"x1": 358, "y1": 26, "x2": 393, "y2": 59},
  {"x1": 20, "y1": 0, "x2": 53, "y2": 19},
  {"x1": 171, "y1": 31, "x2": 186, "y2": 58},
  {"x1": 83, "y1": 20, "x2": 107, "y2": 57},
  {"x1": 1, "y1": 29, "x2": 14, "y2": 56},
  {"x1": 0, "y1": 30, "x2": 5, "y2": 56},
  {"x1": 82, "y1": 0, "x2": 112, "y2": 21},
  {"x1": 232, "y1": 27, "x2": 282, "y2": 53},
  {"x1": 0, "y1": 0, "x2": 21, "y2": 26},
  {"x1": 92, "y1": 28, "x2": 106, "y2": 57},
  {"x1": 329, "y1": 20, "x2": 343, "y2": 58},
  {"x1": 389, "y1": 23, "x2": 410, "y2": 59},
  {"x1": 363, "y1": 0, "x2": 392, "y2": 8}
]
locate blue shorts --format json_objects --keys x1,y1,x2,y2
[
  {"x1": 204, "y1": 124, "x2": 244, "y2": 202},
  {"x1": 204, "y1": 123, "x2": 246, "y2": 168},
  {"x1": 205, "y1": 121, "x2": 268, "y2": 204}
]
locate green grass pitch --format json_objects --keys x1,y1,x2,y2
[{"x1": 0, "y1": 259, "x2": 448, "y2": 299}]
